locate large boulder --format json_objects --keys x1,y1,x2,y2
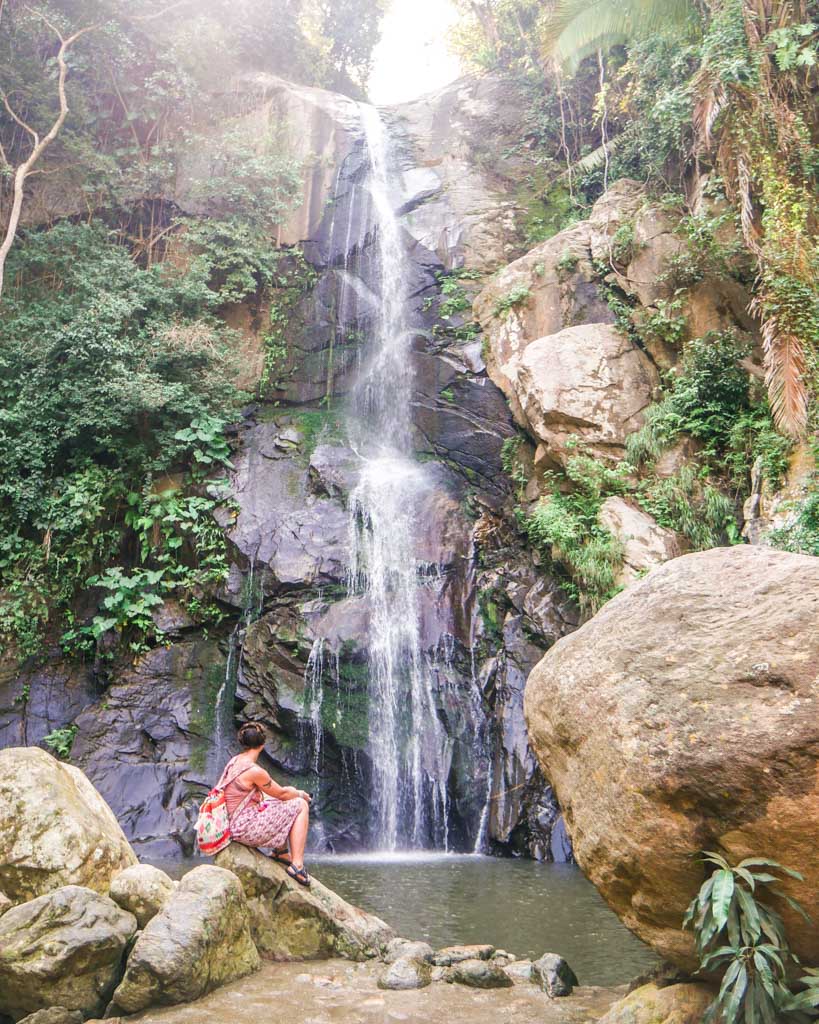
[
  {"x1": 215, "y1": 844, "x2": 394, "y2": 960},
  {"x1": 525, "y1": 546, "x2": 819, "y2": 969},
  {"x1": 108, "y1": 864, "x2": 175, "y2": 928},
  {"x1": 598, "y1": 982, "x2": 715, "y2": 1024},
  {"x1": 0, "y1": 748, "x2": 137, "y2": 905},
  {"x1": 501, "y1": 323, "x2": 658, "y2": 468},
  {"x1": 0, "y1": 886, "x2": 137, "y2": 1021},
  {"x1": 110, "y1": 865, "x2": 260, "y2": 1015}
]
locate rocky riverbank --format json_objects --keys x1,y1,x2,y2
[{"x1": 0, "y1": 745, "x2": 720, "y2": 1024}]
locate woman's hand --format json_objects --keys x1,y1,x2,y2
[{"x1": 297, "y1": 790, "x2": 312, "y2": 803}]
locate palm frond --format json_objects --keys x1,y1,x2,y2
[
  {"x1": 543, "y1": 0, "x2": 699, "y2": 71},
  {"x1": 751, "y1": 295, "x2": 810, "y2": 437},
  {"x1": 565, "y1": 134, "x2": 621, "y2": 175}
]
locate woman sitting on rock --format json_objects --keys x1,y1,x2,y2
[{"x1": 219, "y1": 721, "x2": 312, "y2": 886}]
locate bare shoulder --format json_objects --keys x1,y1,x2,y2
[{"x1": 242, "y1": 763, "x2": 271, "y2": 785}]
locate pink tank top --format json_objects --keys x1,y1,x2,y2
[{"x1": 219, "y1": 756, "x2": 263, "y2": 817}]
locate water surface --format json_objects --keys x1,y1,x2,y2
[{"x1": 311, "y1": 853, "x2": 657, "y2": 986}]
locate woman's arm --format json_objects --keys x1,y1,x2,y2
[{"x1": 244, "y1": 765, "x2": 311, "y2": 802}]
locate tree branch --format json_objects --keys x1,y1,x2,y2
[{"x1": 0, "y1": 9, "x2": 99, "y2": 299}]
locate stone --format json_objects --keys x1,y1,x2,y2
[
  {"x1": 598, "y1": 496, "x2": 685, "y2": 586},
  {"x1": 0, "y1": 885, "x2": 137, "y2": 1021},
  {"x1": 0, "y1": 747, "x2": 137, "y2": 906},
  {"x1": 384, "y1": 938, "x2": 435, "y2": 964},
  {"x1": 17, "y1": 1011, "x2": 84, "y2": 1024},
  {"x1": 433, "y1": 944, "x2": 495, "y2": 966},
  {"x1": 215, "y1": 844, "x2": 394, "y2": 961},
  {"x1": 512, "y1": 324, "x2": 658, "y2": 468},
  {"x1": 108, "y1": 863, "x2": 175, "y2": 928},
  {"x1": 110, "y1": 865, "x2": 260, "y2": 1015},
  {"x1": 525, "y1": 545, "x2": 819, "y2": 969},
  {"x1": 377, "y1": 956, "x2": 432, "y2": 991},
  {"x1": 0, "y1": 890, "x2": 11, "y2": 916},
  {"x1": 598, "y1": 982, "x2": 715, "y2": 1024},
  {"x1": 532, "y1": 953, "x2": 578, "y2": 997},
  {"x1": 448, "y1": 958, "x2": 514, "y2": 989},
  {"x1": 503, "y1": 959, "x2": 535, "y2": 984}
]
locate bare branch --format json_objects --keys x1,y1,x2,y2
[
  {"x1": 130, "y1": 0, "x2": 198, "y2": 23},
  {"x1": 0, "y1": 9, "x2": 99, "y2": 299},
  {"x1": 1, "y1": 90, "x2": 39, "y2": 144}
]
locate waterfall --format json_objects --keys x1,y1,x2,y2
[{"x1": 345, "y1": 106, "x2": 449, "y2": 850}]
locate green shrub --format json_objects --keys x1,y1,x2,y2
[{"x1": 768, "y1": 489, "x2": 819, "y2": 557}]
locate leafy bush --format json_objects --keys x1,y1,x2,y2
[
  {"x1": 684, "y1": 851, "x2": 815, "y2": 1024},
  {"x1": 767, "y1": 489, "x2": 819, "y2": 557}
]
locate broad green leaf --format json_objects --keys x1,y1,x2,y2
[{"x1": 712, "y1": 869, "x2": 735, "y2": 928}]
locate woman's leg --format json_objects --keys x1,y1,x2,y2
[{"x1": 287, "y1": 798, "x2": 310, "y2": 867}]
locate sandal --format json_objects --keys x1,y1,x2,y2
[
  {"x1": 286, "y1": 863, "x2": 311, "y2": 887},
  {"x1": 272, "y1": 849, "x2": 292, "y2": 867}
]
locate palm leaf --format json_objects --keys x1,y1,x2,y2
[
  {"x1": 752, "y1": 302, "x2": 810, "y2": 438},
  {"x1": 543, "y1": 0, "x2": 699, "y2": 71}
]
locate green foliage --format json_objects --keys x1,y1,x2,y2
[
  {"x1": 43, "y1": 725, "x2": 79, "y2": 760},
  {"x1": 768, "y1": 488, "x2": 819, "y2": 557},
  {"x1": 638, "y1": 465, "x2": 740, "y2": 548},
  {"x1": 628, "y1": 331, "x2": 755, "y2": 464},
  {"x1": 767, "y1": 22, "x2": 818, "y2": 72},
  {"x1": 664, "y1": 209, "x2": 747, "y2": 289},
  {"x1": 493, "y1": 285, "x2": 531, "y2": 317},
  {"x1": 684, "y1": 851, "x2": 813, "y2": 1024},
  {"x1": 501, "y1": 437, "x2": 529, "y2": 493},
  {"x1": 0, "y1": 221, "x2": 241, "y2": 659},
  {"x1": 518, "y1": 454, "x2": 631, "y2": 614},
  {"x1": 187, "y1": 127, "x2": 302, "y2": 235},
  {"x1": 86, "y1": 567, "x2": 166, "y2": 649}
]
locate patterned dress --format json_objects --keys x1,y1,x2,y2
[{"x1": 219, "y1": 755, "x2": 305, "y2": 849}]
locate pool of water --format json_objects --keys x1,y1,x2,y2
[{"x1": 309, "y1": 853, "x2": 657, "y2": 986}]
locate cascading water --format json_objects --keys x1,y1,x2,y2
[{"x1": 345, "y1": 106, "x2": 450, "y2": 851}]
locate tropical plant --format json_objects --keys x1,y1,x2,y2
[
  {"x1": 542, "y1": 0, "x2": 700, "y2": 74},
  {"x1": 684, "y1": 851, "x2": 814, "y2": 1024}
]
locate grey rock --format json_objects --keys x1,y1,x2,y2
[
  {"x1": 18, "y1": 1010, "x2": 84, "y2": 1024},
  {"x1": 532, "y1": 953, "x2": 579, "y2": 997},
  {"x1": 110, "y1": 866, "x2": 260, "y2": 1014},
  {"x1": 0, "y1": 885, "x2": 137, "y2": 1021},
  {"x1": 0, "y1": 890, "x2": 11, "y2": 916},
  {"x1": 377, "y1": 956, "x2": 432, "y2": 991},
  {"x1": 449, "y1": 958, "x2": 514, "y2": 989},
  {"x1": 503, "y1": 960, "x2": 535, "y2": 984},
  {"x1": 384, "y1": 938, "x2": 435, "y2": 964},
  {"x1": 433, "y1": 943, "x2": 495, "y2": 966},
  {"x1": 70, "y1": 639, "x2": 229, "y2": 860},
  {"x1": 108, "y1": 864, "x2": 175, "y2": 929}
]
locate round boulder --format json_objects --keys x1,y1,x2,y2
[
  {"x1": 448, "y1": 958, "x2": 514, "y2": 989},
  {"x1": 598, "y1": 982, "x2": 715, "y2": 1024},
  {"x1": 525, "y1": 546, "x2": 819, "y2": 968},
  {"x1": 0, "y1": 747, "x2": 137, "y2": 906},
  {"x1": 109, "y1": 863, "x2": 175, "y2": 928},
  {"x1": 377, "y1": 956, "x2": 432, "y2": 990},
  {"x1": 0, "y1": 885, "x2": 137, "y2": 1020}
]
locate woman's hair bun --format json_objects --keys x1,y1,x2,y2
[{"x1": 237, "y1": 721, "x2": 266, "y2": 749}]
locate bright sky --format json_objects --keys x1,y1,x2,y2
[{"x1": 368, "y1": 0, "x2": 463, "y2": 105}]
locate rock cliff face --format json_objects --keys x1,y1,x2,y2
[
  {"x1": 0, "y1": 73, "x2": 576, "y2": 860},
  {"x1": 525, "y1": 546, "x2": 819, "y2": 968}
]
